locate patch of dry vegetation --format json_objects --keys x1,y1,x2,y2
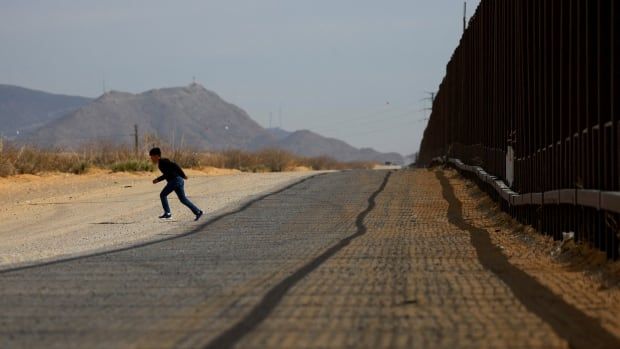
[{"x1": 0, "y1": 139, "x2": 374, "y2": 177}]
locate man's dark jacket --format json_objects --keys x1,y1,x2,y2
[{"x1": 156, "y1": 158, "x2": 187, "y2": 182}]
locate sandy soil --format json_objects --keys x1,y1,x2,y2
[
  {"x1": 0, "y1": 168, "x2": 321, "y2": 270},
  {"x1": 445, "y1": 169, "x2": 620, "y2": 337}
]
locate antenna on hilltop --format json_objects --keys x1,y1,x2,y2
[
  {"x1": 102, "y1": 79, "x2": 107, "y2": 94},
  {"x1": 192, "y1": 76, "x2": 196, "y2": 84}
]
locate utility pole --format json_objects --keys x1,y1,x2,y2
[
  {"x1": 133, "y1": 124, "x2": 139, "y2": 156},
  {"x1": 420, "y1": 91, "x2": 436, "y2": 116},
  {"x1": 422, "y1": 91, "x2": 436, "y2": 105}
]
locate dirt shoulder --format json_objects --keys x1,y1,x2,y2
[
  {"x1": 442, "y1": 168, "x2": 620, "y2": 338},
  {"x1": 0, "y1": 168, "x2": 321, "y2": 270}
]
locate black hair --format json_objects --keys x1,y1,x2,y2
[{"x1": 149, "y1": 147, "x2": 161, "y2": 156}]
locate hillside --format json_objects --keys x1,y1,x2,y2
[
  {"x1": 258, "y1": 130, "x2": 404, "y2": 164},
  {"x1": 0, "y1": 84, "x2": 92, "y2": 137},
  {"x1": 24, "y1": 84, "x2": 266, "y2": 150},
  {"x1": 19, "y1": 84, "x2": 403, "y2": 163}
]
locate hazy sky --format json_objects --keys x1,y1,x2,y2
[{"x1": 0, "y1": 0, "x2": 480, "y2": 156}]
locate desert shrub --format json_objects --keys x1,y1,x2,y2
[
  {"x1": 220, "y1": 149, "x2": 259, "y2": 171},
  {"x1": 110, "y1": 160, "x2": 154, "y2": 172},
  {"x1": 0, "y1": 138, "x2": 13, "y2": 177},
  {"x1": 341, "y1": 161, "x2": 375, "y2": 170},
  {"x1": 70, "y1": 161, "x2": 91, "y2": 174},
  {"x1": 249, "y1": 164, "x2": 271, "y2": 173},
  {"x1": 0, "y1": 159, "x2": 14, "y2": 177},
  {"x1": 256, "y1": 149, "x2": 294, "y2": 172},
  {"x1": 0, "y1": 138, "x2": 377, "y2": 177},
  {"x1": 2, "y1": 146, "x2": 78, "y2": 174},
  {"x1": 302, "y1": 156, "x2": 339, "y2": 170},
  {"x1": 170, "y1": 148, "x2": 202, "y2": 168},
  {"x1": 199, "y1": 152, "x2": 227, "y2": 168},
  {"x1": 85, "y1": 143, "x2": 136, "y2": 167}
]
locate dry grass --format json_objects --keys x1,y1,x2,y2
[
  {"x1": 0, "y1": 143, "x2": 93, "y2": 176},
  {"x1": 109, "y1": 160, "x2": 155, "y2": 173},
  {"x1": 0, "y1": 139, "x2": 375, "y2": 177}
]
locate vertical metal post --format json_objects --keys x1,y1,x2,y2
[{"x1": 133, "y1": 124, "x2": 139, "y2": 156}]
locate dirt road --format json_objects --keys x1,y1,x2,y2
[
  {"x1": 1, "y1": 170, "x2": 619, "y2": 348},
  {"x1": 0, "y1": 169, "x2": 318, "y2": 269}
]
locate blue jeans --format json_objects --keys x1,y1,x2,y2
[{"x1": 160, "y1": 177, "x2": 201, "y2": 215}]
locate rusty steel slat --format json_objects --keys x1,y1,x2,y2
[{"x1": 419, "y1": 0, "x2": 619, "y2": 259}]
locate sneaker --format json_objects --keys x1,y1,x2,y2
[
  {"x1": 159, "y1": 212, "x2": 172, "y2": 219},
  {"x1": 194, "y1": 210, "x2": 204, "y2": 221}
]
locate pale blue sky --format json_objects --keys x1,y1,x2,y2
[{"x1": 0, "y1": 0, "x2": 480, "y2": 156}]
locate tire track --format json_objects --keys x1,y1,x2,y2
[{"x1": 203, "y1": 171, "x2": 393, "y2": 349}]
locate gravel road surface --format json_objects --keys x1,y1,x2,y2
[
  {"x1": 0, "y1": 171, "x2": 318, "y2": 269},
  {"x1": 1, "y1": 170, "x2": 619, "y2": 349}
]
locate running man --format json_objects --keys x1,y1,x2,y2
[{"x1": 149, "y1": 147, "x2": 203, "y2": 221}]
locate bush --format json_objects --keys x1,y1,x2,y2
[
  {"x1": 219, "y1": 149, "x2": 259, "y2": 171},
  {"x1": 0, "y1": 159, "x2": 15, "y2": 177},
  {"x1": 302, "y1": 156, "x2": 339, "y2": 170},
  {"x1": 256, "y1": 149, "x2": 294, "y2": 172},
  {"x1": 170, "y1": 148, "x2": 202, "y2": 168},
  {"x1": 0, "y1": 139, "x2": 378, "y2": 177},
  {"x1": 199, "y1": 152, "x2": 227, "y2": 169},
  {"x1": 110, "y1": 160, "x2": 155, "y2": 172},
  {"x1": 70, "y1": 161, "x2": 91, "y2": 174}
]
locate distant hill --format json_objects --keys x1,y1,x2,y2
[
  {"x1": 266, "y1": 127, "x2": 292, "y2": 141},
  {"x1": 18, "y1": 83, "x2": 403, "y2": 163},
  {"x1": 24, "y1": 84, "x2": 265, "y2": 150},
  {"x1": 261, "y1": 130, "x2": 403, "y2": 164},
  {"x1": 0, "y1": 84, "x2": 92, "y2": 137}
]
